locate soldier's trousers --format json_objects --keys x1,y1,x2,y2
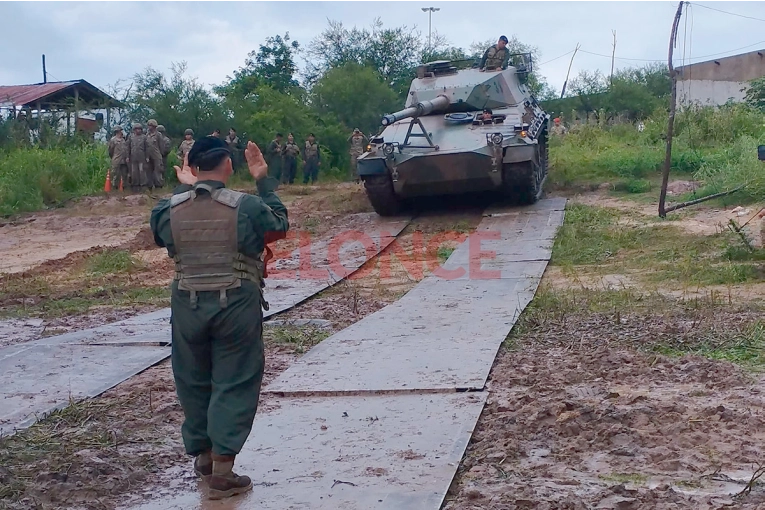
[
  {"x1": 170, "y1": 280, "x2": 265, "y2": 457},
  {"x1": 282, "y1": 157, "x2": 297, "y2": 184},
  {"x1": 303, "y1": 159, "x2": 319, "y2": 184},
  {"x1": 349, "y1": 152, "x2": 362, "y2": 180},
  {"x1": 148, "y1": 154, "x2": 164, "y2": 188},
  {"x1": 268, "y1": 159, "x2": 283, "y2": 182},
  {"x1": 130, "y1": 161, "x2": 149, "y2": 190},
  {"x1": 111, "y1": 163, "x2": 129, "y2": 189}
]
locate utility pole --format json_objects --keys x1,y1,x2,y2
[
  {"x1": 610, "y1": 30, "x2": 617, "y2": 87},
  {"x1": 42, "y1": 54, "x2": 47, "y2": 84},
  {"x1": 658, "y1": 1, "x2": 685, "y2": 218},
  {"x1": 421, "y1": 7, "x2": 440, "y2": 55},
  {"x1": 560, "y1": 43, "x2": 580, "y2": 99}
]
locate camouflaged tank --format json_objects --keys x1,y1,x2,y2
[{"x1": 357, "y1": 55, "x2": 550, "y2": 216}]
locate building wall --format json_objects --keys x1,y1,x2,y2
[
  {"x1": 677, "y1": 79, "x2": 748, "y2": 106},
  {"x1": 676, "y1": 49, "x2": 764, "y2": 106}
]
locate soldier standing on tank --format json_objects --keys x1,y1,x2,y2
[
  {"x1": 158, "y1": 125, "x2": 172, "y2": 171},
  {"x1": 178, "y1": 129, "x2": 195, "y2": 163},
  {"x1": 302, "y1": 133, "x2": 320, "y2": 184},
  {"x1": 282, "y1": 133, "x2": 300, "y2": 185},
  {"x1": 550, "y1": 117, "x2": 568, "y2": 136},
  {"x1": 146, "y1": 119, "x2": 165, "y2": 189},
  {"x1": 479, "y1": 35, "x2": 510, "y2": 71},
  {"x1": 150, "y1": 136, "x2": 288, "y2": 501},
  {"x1": 126, "y1": 123, "x2": 149, "y2": 192},
  {"x1": 347, "y1": 128, "x2": 367, "y2": 183},
  {"x1": 266, "y1": 133, "x2": 283, "y2": 182},
  {"x1": 108, "y1": 125, "x2": 129, "y2": 190}
]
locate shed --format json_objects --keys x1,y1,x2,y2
[{"x1": 0, "y1": 79, "x2": 123, "y2": 135}]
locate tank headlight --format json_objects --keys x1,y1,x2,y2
[
  {"x1": 520, "y1": 130, "x2": 528, "y2": 138},
  {"x1": 490, "y1": 133, "x2": 503, "y2": 145},
  {"x1": 383, "y1": 143, "x2": 395, "y2": 156}
]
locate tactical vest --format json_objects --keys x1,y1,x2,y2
[
  {"x1": 305, "y1": 141, "x2": 319, "y2": 159},
  {"x1": 169, "y1": 183, "x2": 268, "y2": 310},
  {"x1": 485, "y1": 46, "x2": 508, "y2": 68}
]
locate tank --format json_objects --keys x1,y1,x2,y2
[{"x1": 357, "y1": 54, "x2": 550, "y2": 216}]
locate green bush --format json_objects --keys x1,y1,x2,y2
[{"x1": 0, "y1": 144, "x2": 109, "y2": 216}]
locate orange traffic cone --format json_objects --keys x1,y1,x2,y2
[
  {"x1": 104, "y1": 169, "x2": 112, "y2": 192},
  {"x1": 119, "y1": 177, "x2": 124, "y2": 192}
]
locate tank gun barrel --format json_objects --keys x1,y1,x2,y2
[{"x1": 381, "y1": 95, "x2": 450, "y2": 126}]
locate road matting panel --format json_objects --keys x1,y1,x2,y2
[
  {"x1": 121, "y1": 392, "x2": 487, "y2": 510},
  {"x1": 0, "y1": 215, "x2": 411, "y2": 436},
  {"x1": 127, "y1": 198, "x2": 566, "y2": 510}
]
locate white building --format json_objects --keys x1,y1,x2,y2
[{"x1": 676, "y1": 49, "x2": 765, "y2": 106}]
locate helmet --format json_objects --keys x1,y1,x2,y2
[
  {"x1": 113, "y1": 125, "x2": 122, "y2": 132},
  {"x1": 353, "y1": 128, "x2": 360, "y2": 133},
  {"x1": 157, "y1": 125, "x2": 166, "y2": 133},
  {"x1": 184, "y1": 128, "x2": 194, "y2": 136},
  {"x1": 133, "y1": 123, "x2": 143, "y2": 130},
  {"x1": 147, "y1": 119, "x2": 158, "y2": 127}
]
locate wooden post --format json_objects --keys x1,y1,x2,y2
[
  {"x1": 74, "y1": 86, "x2": 79, "y2": 135},
  {"x1": 560, "y1": 43, "x2": 580, "y2": 99},
  {"x1": 610, "y1": 30, "x2": 617, "y2": 87},
  {"x1": 658, "y1": 1, "x2": 684, "y2": 218},
  {"x1": 106, "y1": 104, "x2": 111, "y2": 135}
]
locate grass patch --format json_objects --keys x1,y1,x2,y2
[
  {"x1": 437, "y1": 246, "x2": 456, "y2": 263},
  {"x1": 265, "y1": 325, "x2": 330, "y2": 354},
  {"x1": 598, "y1": 473, "x2": 649, "y2": 485},
  {"x1": 86, "y1": 250, "x2": 144, "y2": 275}
]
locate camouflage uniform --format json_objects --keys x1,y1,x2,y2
[
  {"x1": 302, "y1": 139, "x2": 320, "y2": 184},
  {"x1": 177, "y1": 129, "x2": 195, "y2": 163},
  {"x1": 550, "y1": 124, "x2": 568, "y2": 136},
  {"x1": 480, "y1": 44, "x2": 510, "y2": 70},
  {"x1": 146, "y1": 119, "x2": 165, "y2": 188},
  {"x1": 158, "y1": 125, "x2": 172, "y2": 171},
  {"x1": 127, "y1": 124, "x2": 149, "y2": 191},
  {"x1": 266, "y1": 138, "x2": 283, "y2": 182},
  {"x1": 282, "y1": 137, "x2": 300, "y2": 184},
  {"x1": 108, "y1": 126, "x2": 129, "y2": 189},
  {"x1": 225, "y1": 133, "x2": 241, "y2": 171},
  {"x1": 347, "y1": 129, "x2": 367, "y2": 181}
]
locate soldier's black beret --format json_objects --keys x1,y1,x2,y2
[{"x1": 188, "y1": 135, "x2": 231, "y2": 171}]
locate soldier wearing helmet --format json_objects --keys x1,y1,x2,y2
[
  {"x1": 177, "y1": 129, "x2": 195, "y2": 164},
  {"x1": 108, "y1": 125, "x2": 129, "y2": 190},
  {"x1": 157, "y1": 125, "x2": 172, "y2": 171},
  {"x1": 480, "y1": 35, "x2": 511, "y2": 72},
  {"x1": 145, "y1": 119, "x2": 165, "y2": 189},
  {"x1": 126, "y1": 123, "x2": 149, "y2": 192}
]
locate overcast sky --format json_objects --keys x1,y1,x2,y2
[{"x1": 2, "y1": 1, "x2": 764, "y2": 96}]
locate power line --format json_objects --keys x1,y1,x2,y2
[
  {"x1": 539, "y1": 49, "x2": 576, "y2": 66},
  {"x1": 578, "y1": 39, "x2": 765, "y2": 65},
  {"x1": 690, "y1": 2, "x2": 765, "y2": 23}
]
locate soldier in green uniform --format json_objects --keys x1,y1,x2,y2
[
  {"x1": 479, "y1": 35, "x2": 510, "y2": 71},
  {"x1": 347, "y1": 128, "x2": 367, "y2": 183},
  {"x1": 302, "y1": 133, "x2": 320, "y2": 184},
  {"x1": 282, "y1": 133, "x2": 300, "y2": 184},
  {"x1": 157, "y1": 125, "x2": 172, "y2": 171},
  {"x1": 266, "y1": 133, "x2": 283, "y2": 181},
  {"x1": 150, "y1": 136, "x2": 289, "y2": 500}
]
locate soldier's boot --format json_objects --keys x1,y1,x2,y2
[
  {"x1": 208, "y1": 454, "x2": 252, "y2": 500},
  {"x1": 194, "y1": 450, "x2": 213, "y2": 481}
]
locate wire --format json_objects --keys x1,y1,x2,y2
[
  {"x1": 690, "y1": 2, "x2": 765, "y2": 23},
  {"x1": 539, "y1": 49, "x2": 576, "y2": 66},
  {"x1": 578, "y1": 39, "x2": 765, "y2": 66}
]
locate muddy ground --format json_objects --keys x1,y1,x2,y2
[{"x1": 2, "y1": 182, "x2": 765, "y2": 509}]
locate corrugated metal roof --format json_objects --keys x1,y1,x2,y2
[{"x1": 0, "y1": 81, "x2": 79, "y2": 108}]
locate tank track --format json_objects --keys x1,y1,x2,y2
[
  {"x1": 502, "y1": 136, "x2": 548, "y2": 205},
  {"x1": 362, "y1": 174, "x2": 403, "y2": 216}
]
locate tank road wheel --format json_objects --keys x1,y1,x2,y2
[
  {"x1": 362, "y1": 174, "x2": 403, "y2": 216},
  {"x1": 502, "y1": 161, "x2": 544, "y2": 205}
]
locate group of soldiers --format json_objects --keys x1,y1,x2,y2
[
  {"x1": 264, "y1": 132, "x2": 320, "y2": 185},
  {"x1": 108, "y1": 120, "x2": 173, "y2": 192}
]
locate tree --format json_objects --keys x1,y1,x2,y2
[
  {"x1": 311, "y1": 62, "x2": 399, "y2": 136},
  {"x1": 305, "y1": 18, "x2": 423, "y2": 98},
  {"x1": 744, "y1": 76, "x2": 765, "y2": 111},
  {"x1": 218, "y1": 33, "x2": 301, "y2": 98},
  {"x1": 125, "y1": 62, "x2": 229, "y2": 139}
]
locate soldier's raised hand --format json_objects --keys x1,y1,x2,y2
[
  {"x1": 245, "y1": 141, "x2": 268, "y2": 181},
  {"x1": 174, "y1": 154, "x2": 197, "y2": 185}
]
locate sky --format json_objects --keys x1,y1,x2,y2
[{"x1": 1, "y1": 1, "x2": 765, "y2": 97}]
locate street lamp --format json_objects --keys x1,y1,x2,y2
[{"x1": 421, "y1": 7, "x2": 440, "y2": 55}]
